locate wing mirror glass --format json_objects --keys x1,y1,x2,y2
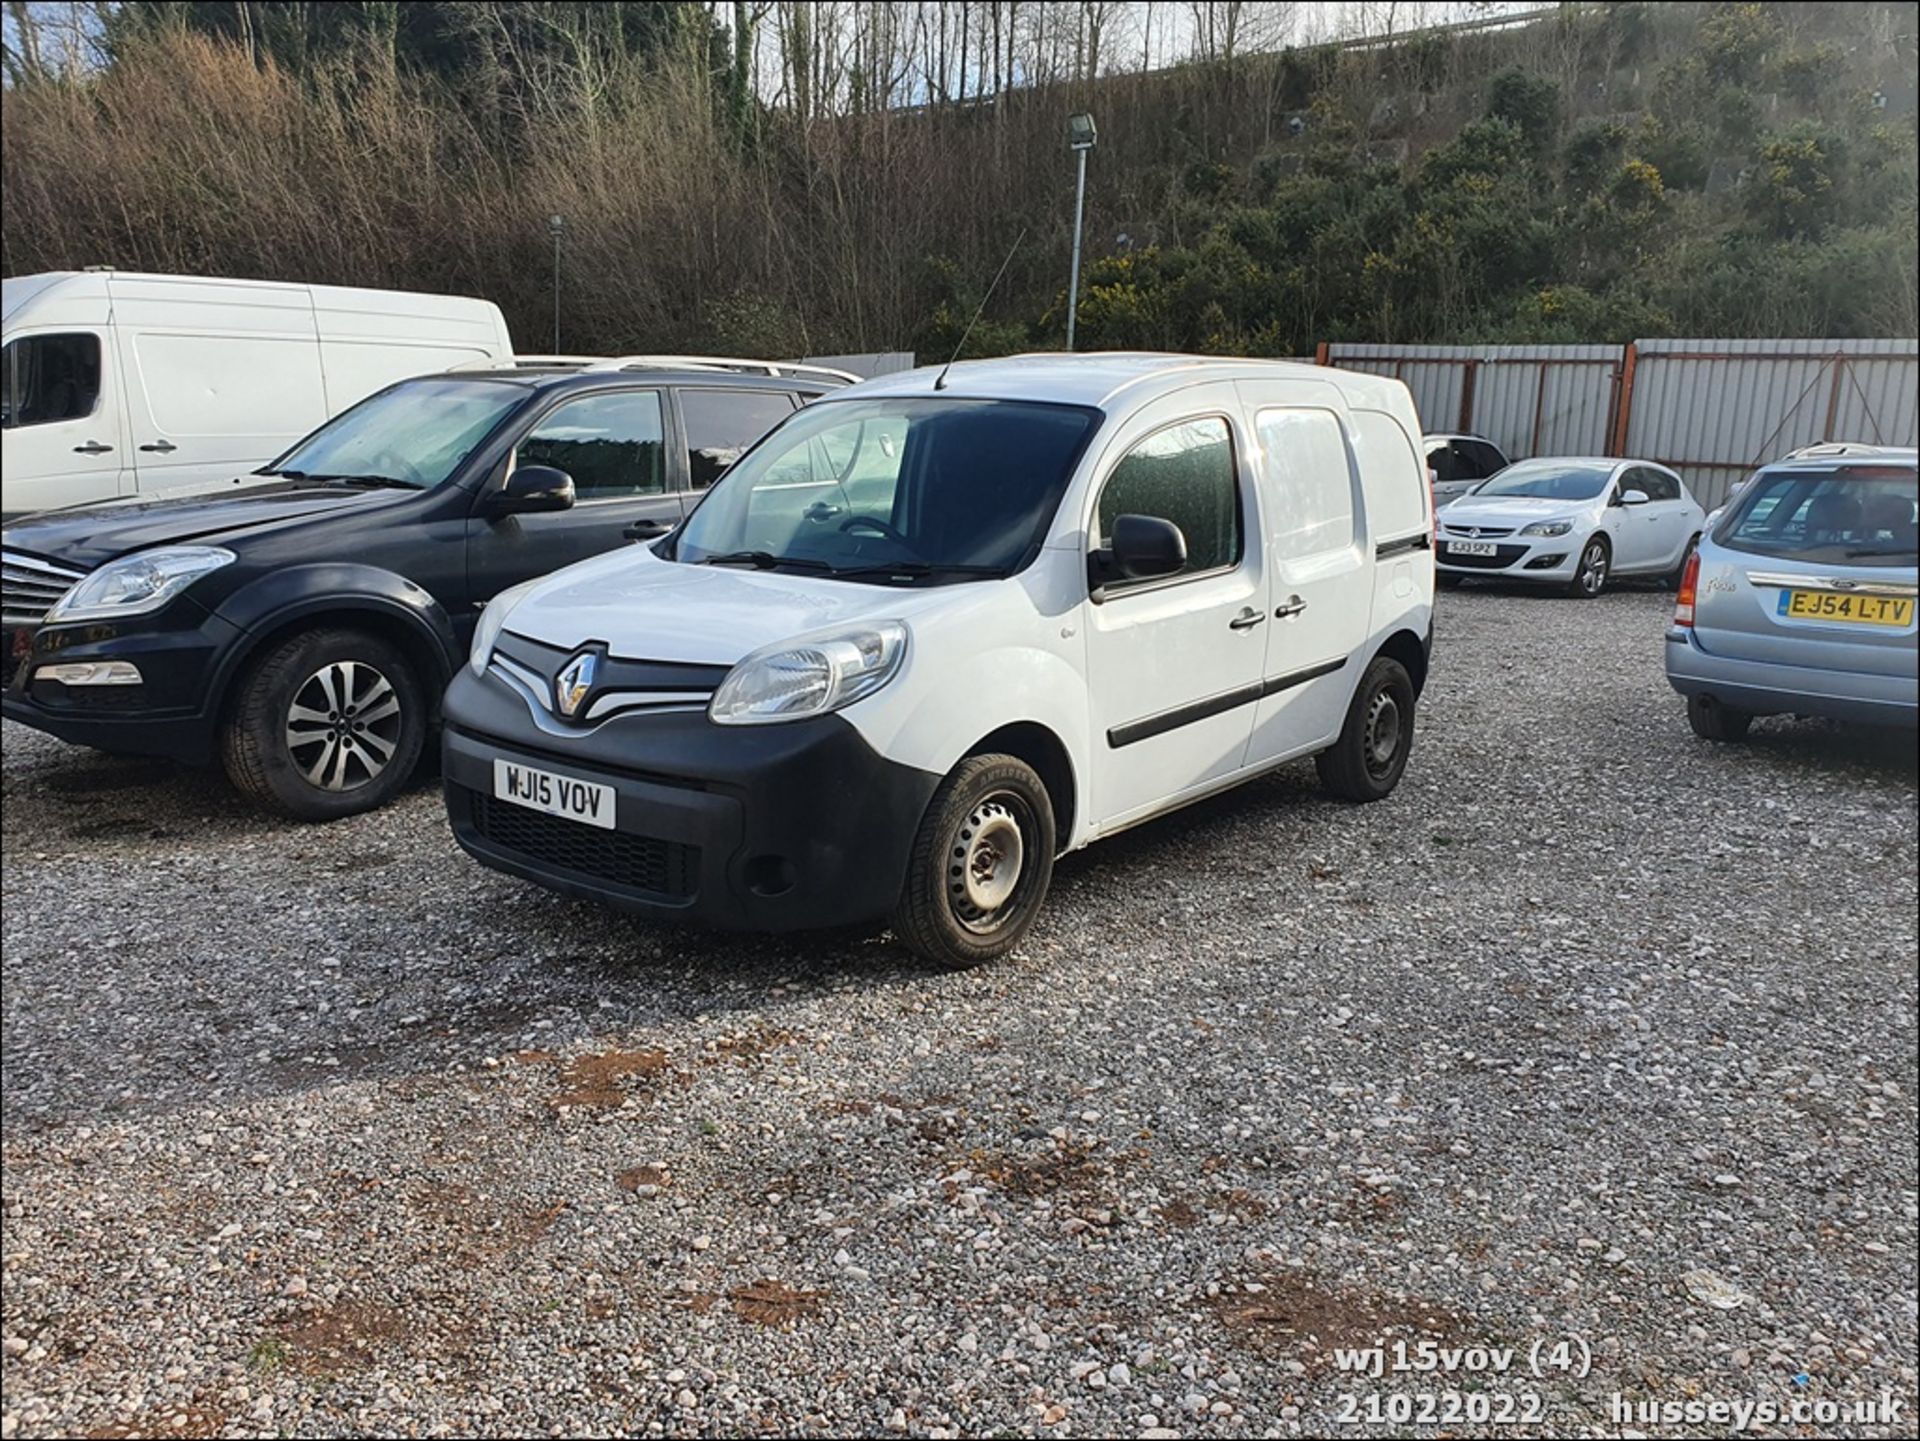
[{"x1": 492, "y1": 464, "x2": 576, "y2": 516}]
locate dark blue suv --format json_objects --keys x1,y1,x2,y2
[{"x1": 2, "y1": 357, "x2": 846, "y2": 818}]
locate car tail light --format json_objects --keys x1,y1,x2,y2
[{"x1": 1673, "y1": 549, "x2": 1701, "y2": 627}]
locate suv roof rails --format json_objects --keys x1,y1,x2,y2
[
  {"x1": 447, "y1": 353, "x2": 858, "y2": 384},
  {"x1": 1783, "y1": 441, "x2": 1913, "y2": 460}
]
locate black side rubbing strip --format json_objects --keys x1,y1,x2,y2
[
  {"x1": 1375, "y1": 534, "x2": 1431, "y2": 559},
  {"x1": 1107, "y1": 656, "x2": 1348, "y2": 748}
]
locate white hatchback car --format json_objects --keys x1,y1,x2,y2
[
  {"x1": 439, "y1": 354, "x2": 1437, "y2": 967},
  {"x1": 1435, "y1": 457, "x2": 1704, "y2": 597}
]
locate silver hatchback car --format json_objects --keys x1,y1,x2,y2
[{"x1": 1667, "y1": 450, "x2": 1918, "y2": 739}]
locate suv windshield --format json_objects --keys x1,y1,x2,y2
[
  {"x1": 1471, "y1": 461, "x2": 1613, "y2": 501},
  {"x1": 1715, "y1": 465, "x2": 1919, "y2": 568},
  {"x1": 673, "y1": 397, "x2": 1101, "y2": 581},
  {"x1": 264, "y1": 377, "x2": 524, "y2": 490}
]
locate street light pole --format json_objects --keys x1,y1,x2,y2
[
  {"x1": 1065, "y1": 112, "x2": 1097, "y2": 353},
  {"x1": 548, "y1": 213, "x2": 565, "y2": 352}
]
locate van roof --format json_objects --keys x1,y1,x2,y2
[
  {"x1": 845, "y1": 351, "x2": 1412, "y2": 412},
  {"x1": 1, "y1": 269, "x2": 498, "y2": 318}
]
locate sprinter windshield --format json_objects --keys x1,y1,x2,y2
[
  {"x1": 673, "y1": 397, "x2": 1101, "y2": 582},
  {"x1": 264, "y1": 378, "x2": 523, "y2": 490}
]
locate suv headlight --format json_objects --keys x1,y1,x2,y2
[
  {"x1": 1519, "y1": 519, "x2": 1573, "y2": 537},
  {"x1": 709, "y1": 621, "x2": 907, "y2": 726},
  {"x1": 43, "y1": 546, "x2": 236, "y2": 623},
  {"x1": 469, "y1": 578, "x2": 542, "y2": 677}
]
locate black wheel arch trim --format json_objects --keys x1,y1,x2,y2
[{"x1": 206, "y1": 564, "x2": 461, "y2": 717}]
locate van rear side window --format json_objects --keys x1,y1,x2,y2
[
  {"x1": 1, "y1": 333, "x2": 101, "y2": 428},
  {"x1": 1349, "y1": 411, "x2": 1425, "y2": 538},
  {"x1": 1257, "y1": 408, "x2": 1358, "y2": 561}
]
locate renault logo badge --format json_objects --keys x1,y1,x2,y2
[{"x1": 555, "y1": 650, "x2": 599, "y2": 718}]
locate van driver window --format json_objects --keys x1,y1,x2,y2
[
  {"x1": 1, "y1": 333, "x2": 102, "y2": 429},
  {"x1": 1097, "y1": 417, "x2": 1241, "y2": 582}
]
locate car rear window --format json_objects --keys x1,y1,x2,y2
[{"x1": 1714, "y1": 466, "x2": 1919, "y2": 569}]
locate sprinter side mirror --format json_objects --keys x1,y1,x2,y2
[{"x1": 491, "y1": 465, "x2": 576, "y2": 517}]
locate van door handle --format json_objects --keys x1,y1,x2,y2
[
  {"x1": 1228, "y1": 608, "x2": 1266, "y2": 631},
  {"x1": 139, "y1": 439, "x2": 177, "y2": 453},
  {"x1": 1274, "y1": 595, "x2": 1308, "y2": 618},
  {"x1": 623, "y1": 519, "x2": 673, "y2": 540},
  {"x1": 73, "y1": 440, "x2": 113, "y2": 455}
]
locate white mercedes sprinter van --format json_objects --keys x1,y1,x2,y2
[
  {"x1": 1, "y1": 271, "x2": 513, "y2": 520},
  {"x1": 442, "y1": 353, "x2": 1435, "y2": 968}
]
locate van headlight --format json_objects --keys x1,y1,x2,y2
[
  {"x1": 709, "y1": 621, "x2": 907, "y2": 726},
  {"x1": 43, "y1": 546, "x2": 236, "y2": 623},
  {"x1": 1519, "y1": 519, "x2": 1574, "y2": 537},
  {"x1": 469, "y1": 579, "x2": 542, "y2": 676}
]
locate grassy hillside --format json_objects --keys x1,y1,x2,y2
[{"x1": 3, "y1": 2, "x2": 1914, "y2": 356}]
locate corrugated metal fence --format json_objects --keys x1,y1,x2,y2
[
  {"x1": 1320, "y1": 337, "x2": 1919, "y2": 509},
  {"x1": 1620, "y1": 339, "x2": 1919, "y2": 506}
]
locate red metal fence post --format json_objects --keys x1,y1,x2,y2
[
  {"x1": 1458, "y1": 359, "x2": 1479, "y2": 434},
  {"x1": 1822, "y1": 353, "x2": 1846, "y2": 441},
  {"x1": 1609, "y1": 342, "x2": 1639, "y2": 456},
  {"x1": 1314, "y1": 341, "x2": 1330, "y2": 366}
]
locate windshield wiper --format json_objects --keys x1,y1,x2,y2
[
  {"x1": 696, "y1": 550, "x2": 836, "y2": 571},
  {"x1": 306, "y1": 473, "x2": 418, "y2": 491},
  {"x1": 829, "y1": 561, "x2": 1007, "y2": 582}
]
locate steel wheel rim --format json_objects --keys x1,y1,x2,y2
[
  {"x1": 1364, "y1": 690, "x2": 1402, "y2": 777},
  {"x1": 948, "y1": 792, "x2": 1031, "y2": 935},
  {"x1": 1581, "y1": 543, "x2": 1607, "y2": 594},
  {"x1": 283, "y1": 660, "x2": 402, "y2": 792}
]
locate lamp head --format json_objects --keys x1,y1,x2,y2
[{"x1": 1068, "y1": 112, "x2": 1097, "y2": 151}]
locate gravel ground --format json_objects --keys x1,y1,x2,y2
[{"x1": 2, "y1": 585, "x2": 1916, "y2": 1440}]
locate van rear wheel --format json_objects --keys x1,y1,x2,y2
[
  {"x1": 1316, "y1": 656, "x2": 1416, "y2": 803},
  {"x1": 893, "y1": 754, "x2": 1055, "y2": 969},
  {"x1": 222, "y1": 627, "x2": 426, "y2": 821}
]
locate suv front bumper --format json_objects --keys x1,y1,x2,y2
[
  {"x1": 440, "y1": 668, "x2": 943, "y2": 932},
  {"x1": 1, "y1": 613, "x2": 243, "y2": 764}
]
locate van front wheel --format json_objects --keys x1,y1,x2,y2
[
  {"x1": 1316, "y1": 656, "x2": 1416, "y2": 803},
  {"x1": 893, "y1": 754, "x2": 1056, "y2": 969}
]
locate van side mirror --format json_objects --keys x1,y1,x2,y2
[
  {"x1": 491, "y1": 464, "x2": 575, "y2": 517},
  {"x1": 1091, "y1": 513, "x2": 1187, "y2": 595},
  {"x1": 1620, "y1": 488, "x2": 1651, "y2": 506}
]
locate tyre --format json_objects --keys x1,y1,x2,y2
[
  {"x1": 1665, "y1": 533, "x2": 1701, "y2": 590},
  {"x1": 1566, "y1": 536, "x2": 1610, "y2": 599},
  {"x1": 1315, "y1": 656, "x2": 1416, "y2": 803},
  {"x1": 1687, "y1": 693, "x2": 1753, "y2": 742},
  {"x1": 893, "y1": 754, "x2": 1056, "y2": 969},
  {"x1": 222, "y1": 627, "x2": 427, "y2": 821}
]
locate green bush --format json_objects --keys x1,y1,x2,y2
[{"x1": 1486, "y1": 68, "x2": 1561, "y2": 153}]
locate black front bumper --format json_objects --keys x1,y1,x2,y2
[
  {"x1": 2, "y1": 611, "x2": 242, "y2": 765},
  {"x1": 441, "y1": 668, "x2": 942, "y2": 932}
]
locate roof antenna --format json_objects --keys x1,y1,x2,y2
[{"x1": 934, "y1": 227, "x2": 1027, "y2": 391}]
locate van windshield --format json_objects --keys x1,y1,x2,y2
[
  {"x1": 673, "y1": 397, "x2": 1101, "y2": 582},
  {"x1": 263, "y1": 377, "x2": 523, "y2": 490},
  {"x1": 1714, "y1": 466, "x2": 1919, "y2": 568}
]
